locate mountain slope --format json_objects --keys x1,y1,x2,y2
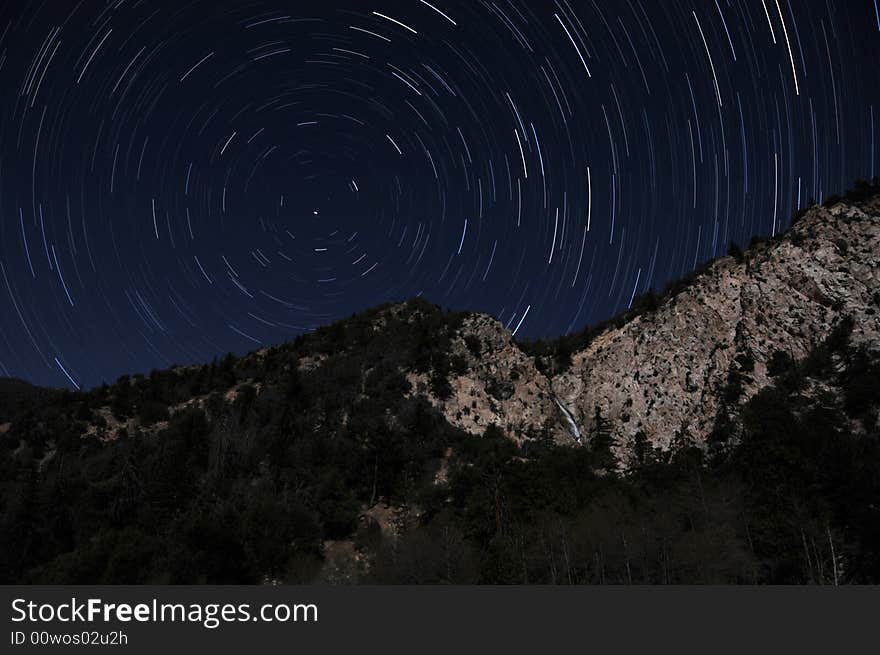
[
  {"x1": 552, "y1": 195, "x2": 880, "y2": 455},
  {"x1": 3, "y1": 192, "x2": 877, "y2": 456},
  {"x1": 0, "y1": 187, "x2": 879, "y2": 584}
]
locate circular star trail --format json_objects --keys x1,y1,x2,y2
[{"x1": 0, "y1": 1, "x2": 878, "y2": 389}]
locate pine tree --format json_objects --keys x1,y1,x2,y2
[{"x1": 589, "y1": 406, "x2": 617, "y2": 470}]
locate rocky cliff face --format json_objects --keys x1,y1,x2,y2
[
  {"x1": 402, "y1": 194, "x2": 880, "y2": 456},
  {"x1": 408, "y1": 313, "x2": 569, "y2": 444},
  {"x1": 550, "y1": 197, "x2": 880, "y2": 455}
]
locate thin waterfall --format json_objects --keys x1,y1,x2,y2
[{"x1": 554, "y1": 397, "x2": 582, "y2": 443}]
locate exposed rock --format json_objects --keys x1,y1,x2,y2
[
  {"x1": 398, "y1": 197, "x2": 878, "y2": 454},
  {"x1": 412, "y1": 313, "x2": 569, "y2": 444},
  {"x1": 552, "y1": 200, "x2": 880, "y2": 455}
]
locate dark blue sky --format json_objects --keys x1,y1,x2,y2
[{"x1": 1, "y1": 0, "x2": 878, "y2": 389}]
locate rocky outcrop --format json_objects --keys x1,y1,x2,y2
[
  {"x1": 410, "y1": 313, "x2": 570, "y2": 444},
  {"x1": 552, "y1": 198, "x2": 880, "y2": 455},
  {"x1": 388, "y1": 195, "x2": 880, "y2": 453}
]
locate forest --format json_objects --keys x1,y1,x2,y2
[{"x1": 0, "y1": 294, "x2": 878, "y2": 585}]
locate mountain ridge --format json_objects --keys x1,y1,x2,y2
[
  {"x1": 1, "y1": 185, "x2": 879, "y2": 584},
  {"x1": 3, "y1": 184, "x2": 880, "y2": 458},
  {"x1": 553, "y1": 190, "x2": 880, "y2": 455}
]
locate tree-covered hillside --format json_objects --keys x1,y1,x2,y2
[{"x1": 0, "y1": 297, "x2": 877, "y2": 584}]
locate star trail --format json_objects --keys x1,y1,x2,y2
[{"x1": 0, "y1": 1, "x2": 878, "y2": 389}]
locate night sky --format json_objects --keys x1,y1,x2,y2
[{"x1": 1, "y1": 1, "x2": 878, "y2": 389}]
